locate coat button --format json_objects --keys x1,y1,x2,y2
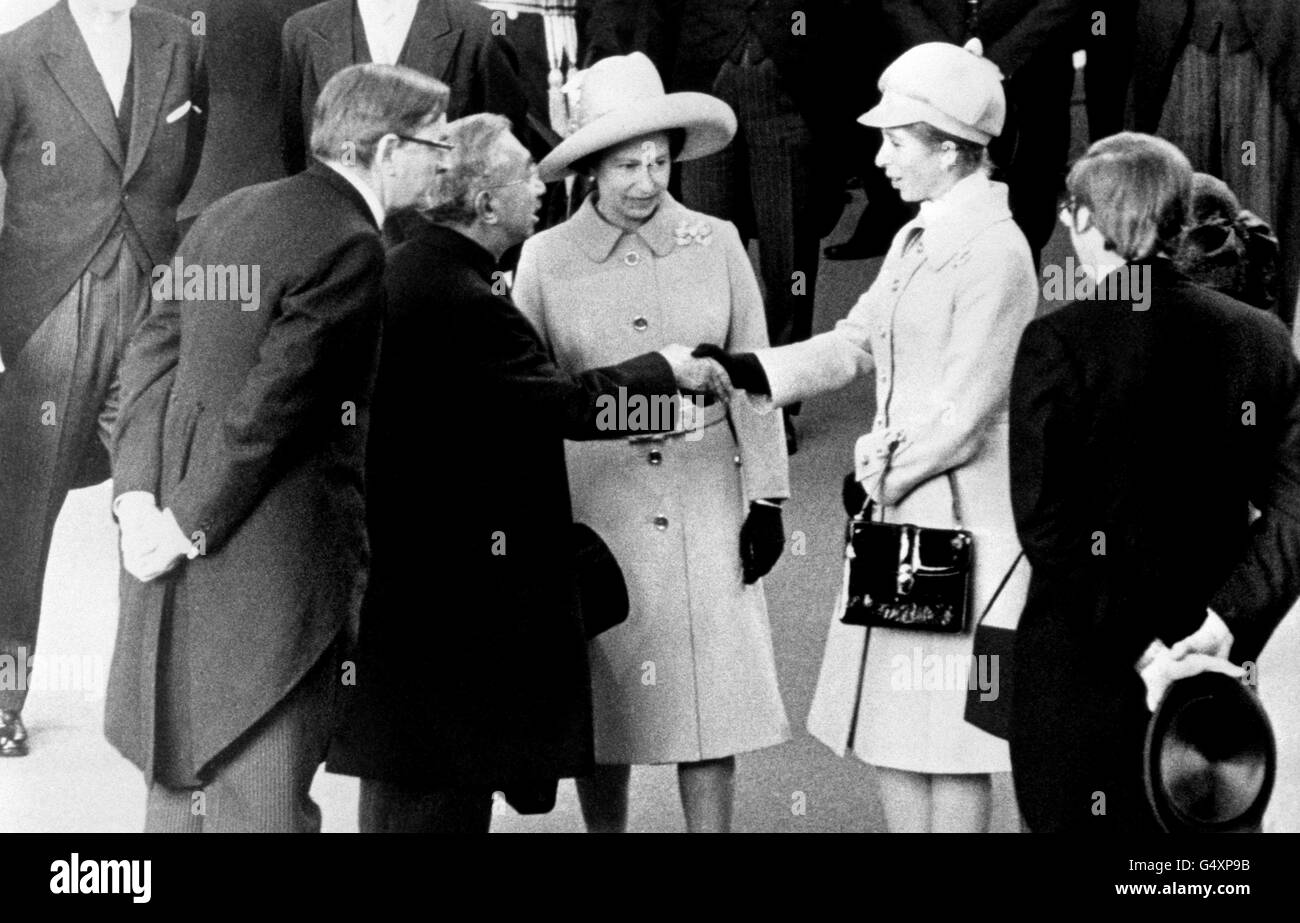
[
  {"x1": 653, "y1": 514, "x2": 669, "y2": 530},
  {"x1": 632, "y1": 316, "x2": 649, "y2": 332},
  {"x1": 648, "y1": 449, "x2": 662, "y2": 465},
  {"x1": 734, "y1": 454, "x2": 742, "y2": 467},
  {"x1": 624, "y1": 251, "x2": 641, "y2": 266}
]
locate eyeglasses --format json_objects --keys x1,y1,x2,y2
[
  {"x1": 1058, "y1": 193, "x2": 1093, "y2": 234},
  {"x1": 397, "y1": 134, "x2": 454, "y2": 152}
]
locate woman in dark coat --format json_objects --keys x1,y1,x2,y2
[{"x1": 1008, "y1": 132, "x2": 1300, "y2": 832}]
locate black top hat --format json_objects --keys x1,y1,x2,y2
[{"x1": 1144, "y1": 671, "x2": 1275, "y2": 833}]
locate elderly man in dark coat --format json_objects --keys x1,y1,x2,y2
[
  {"x1": 0, "y1": 0, "x2": 206, "y2": 758},
  {"x1": 325, "y1": 112, "x2": 725, "y2": 832},
  {"x1": 108, "y1": 64, "x2": 452, "y2": 832}
]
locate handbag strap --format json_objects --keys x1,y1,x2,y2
[
  {"x1": 973, "y1": 551, "x2": 1025, "y2": 629},
  {"x1": 858, "y1": 443, "x2": 964, "y2": 528}
]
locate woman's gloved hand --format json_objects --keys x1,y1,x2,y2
[
  {"x1": 740, "y1": 501, "x2": 784, "y2": 584},
  {"x1": 691, "y1": 344, "x2": 772, "y2": 396}
]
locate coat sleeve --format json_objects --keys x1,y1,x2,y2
[
  {"x1": 984, "y1": 0, "x2": 1086, "y2": 78},
  {"x1": 752, "y1": 288, "x2": 876, "y2": 409},
  {"x1": 1209, "y1": 319, "x2": 1300, "y2": 658},
  {"x1": 715, "y1": 222, "x2": 790, "y2": 501},
  {"x1": 112, "y1": 282, "x2": 183, "y2": 500},
  {"x1": 167, "y1": 231, "x2": 386, "y2": 552},
  {"x1": 279, "y1": 20, "x2": 307, "y2": 176},
  {"x1": 880, "y1": 237, "x2": 1036, "y2": 505}
]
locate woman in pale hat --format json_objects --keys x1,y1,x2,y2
[
  {"x1": 512, "y1": 52, "x2": 791, "y2": 832},
  {"x1": 698, "y1": 42, "x2": 1037, "y2": 832}
]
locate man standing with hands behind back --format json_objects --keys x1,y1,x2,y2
[
  {"x1": 109, "y1": 64, "x2": 452, "y2": 832},
  {"x1": 0, "y1": 0, "x2": 206, "y2": 759}
]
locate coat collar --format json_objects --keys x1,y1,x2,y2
[
  {"x1": 41, "y1": 1, "x2": 179, "y2": 182},
  {"x1": 306, "y1": 161, "x2": 382, "y2": 231},
  {"x1": 900, "y1": 172, "x2": 1015, "y2": 268},
  {"x1": 411, "y1": 222, "x2": 497, "y2": 281},
  {"x1": 569, "y1": 192, "x2": 695, "y2": 263}
]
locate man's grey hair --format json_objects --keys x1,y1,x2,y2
[
  {"x1": 423, "y1": 113, "x2": 517, "y2": 227},
  {"x1": 310, "y1": 63, "x2": 450, "y2": 168}
]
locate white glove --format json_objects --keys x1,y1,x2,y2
[{"x1": 1139, "y1": 650, "x2": 1246, "y2": 712}]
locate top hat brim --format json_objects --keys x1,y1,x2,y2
[
  {"x1": 538, "y1": 92, "x2": 737, "y2": 183},
  {"x1": 1144, "y1": 671, "x2": 1275, "y2": 833}
]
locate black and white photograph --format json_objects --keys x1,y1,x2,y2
[{"x1": 2, "y1": 0, "x2": 1299, "y2": 901}]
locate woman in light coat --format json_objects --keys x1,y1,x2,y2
[
  {"x1": 513, "y1": 53, "x2": 791, "y2": 833},
  {"x1": 700, "y1": 42, "x2": 1036, "y2": 832}
]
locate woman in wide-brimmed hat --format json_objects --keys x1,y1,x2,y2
[
  {"x1": 697, "y1": 42, "x2": 1037, "y2": 832},
  {"x1": 513, "y1": 52, "x2": 791, "y2": 833}
]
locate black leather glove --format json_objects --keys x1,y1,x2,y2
[
  {"x1": 740, "y1": 501, "x2": 784, "y2": 585},
  {"x1": 842, "y1": 471, "x2": 868, "y2": 516},
  {"x1": 691, "y1": 343, "x2": 772, "y2": 396}
]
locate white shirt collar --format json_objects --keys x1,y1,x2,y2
[
  {"x1": 356, "y1": 0, "x2": 421, "y2": 66},
  {"x1": 323, "y1": 161, "x2": 387, "y2": 229}
]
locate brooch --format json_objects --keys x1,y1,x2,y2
[{"x1": 673, "y1": 220, "x2": 713, "y2": 247}]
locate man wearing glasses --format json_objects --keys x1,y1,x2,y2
[
  {"x1": 326, "y1": 113, "x2": 725, "y2": 832},
  {"x1": 108, "y1": 64, "x2": 452, "y2": 832}
]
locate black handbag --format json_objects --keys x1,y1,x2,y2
[
  {"x1": 841, "y1": 471, "x2": 974, "y2": 633},
  {"x1": 963, "y1": 552, "x2": 1025, "y2": 740}
]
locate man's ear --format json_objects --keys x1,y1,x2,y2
[
  {"x1": 373, "y1": 134, "x2": 400, "y2": 175},
  {"x1": 477, "y1": 189, "x2": 499, "y2": 225}
]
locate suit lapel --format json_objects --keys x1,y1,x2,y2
[
  {"x1": 122, "y1": 10, "x2": 178, "y2": 186},
  {"x1": 398, "y1": 0, "x2": 458, "y2": 86},
  {"x1": 42, "y1": 0, "x2": 124, "y2": 170},
  {"x1": 307, "y1": 0, "x2": 367, "y2": 92}
]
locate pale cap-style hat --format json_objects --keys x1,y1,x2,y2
[
  {"x1": 537, "y1": 52, "x2": 737, "y2": 183},
  {"x1": 859, "y1": 41, "x2": 1006, "y2": 145}
]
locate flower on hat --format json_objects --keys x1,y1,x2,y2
[{"x1": 674, "y1": 220, "x2": 713, "y2": 247}]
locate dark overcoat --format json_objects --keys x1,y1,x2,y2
[
  {"x1": 279, "y1": 0, "x2": 527, "y2": 174},
  {"x1": 326, "y1": 223, "x2": 677, "y2": 790},
  {"x1": 1008, "y1": 258, "x2": 1300, "y2": 831},
  {"x1": 0, "y1": 0, "x2": 207, "y2": 367},
  {"x1": 108, "y1": 163, "x2": 385, "y2": 780}
]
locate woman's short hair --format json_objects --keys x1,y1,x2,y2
[
  {"x1": 1065, "y1": 132, "x2": 1193, "y2": 260},
  {"x1": 900, "y1": 122, "x2": 989, "y2": 175},
  {"x1": 572, "y1": 128, "x2": 687, "y2": 178},
  {"x1": 421, "y1": 113, "x2": 516, "y2": 226},
  {"x1": 310, "y1": 63, "x2": 450, "y2": 168}
]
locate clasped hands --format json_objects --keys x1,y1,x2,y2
[
  {"x1": 116, "y1": 492, "x2": 196, "y2": 583},
  {"x1": 1138, "y1": 609, "x2": 1244, "y2": 712},
  {"x1": 657, "y1": 344, "x2": 734, "y2": 399}
]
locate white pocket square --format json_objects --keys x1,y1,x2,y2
[{"x1": 165, "y1": 100, "x2": 195, "y2": 124}]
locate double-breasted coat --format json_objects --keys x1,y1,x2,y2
[
  {"x1": 326, "y1": 223, "x2": 679, "y2": 790},
  {"x1": 759, "y1": 174, "x2": 1037, "y2": 773},
  {"x1": 514, "y1": 194, "x2": 792, "y2": 764},
  {"x1": 109, "y1": 164, "x2": 385, "y2": 783}
]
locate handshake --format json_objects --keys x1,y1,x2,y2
[
  {"x1": 115, "y1": 492, "x2": 198, "y2": 583},
  {"x1": 657, "y1": 344, "x2": 772, "y2": 399}
]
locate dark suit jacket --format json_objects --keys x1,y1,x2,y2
[
  {"x1": 326, "y1": 222, "x2": 677, "y2": 790},
  {"x1": 880, "y1": 0, "x2": 1083, "y2": 77},
  {"x1": 280, "y1": 0, "x2": 527, "y2": 174},
  {"x1": 107, "y1": 163, "x2": 385, "y2": 780},
  {"x1": 0, "y1": 0, "x2": 207, "y2": 364},
  {"x1": 1008, "y1": 258, "x2": 1300, "y2": 831},
  {"x1": 143, "y1": 0, "x2": 321, "y2": 220}
]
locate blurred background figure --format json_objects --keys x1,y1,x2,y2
[
  {"x1": 0, "y1": 0, "x2": 206, "y2": 758},
  {"x1": 1174, "y1": 172, "x2": 1281, "y2": 315},
  {"x1": 1129, "y1": 0, "x2": 1300, "y2": 327},
  {"x1": 829, "y1": 0, "x2": 1086, "y2": 266},
  {"x1": 144, "y1": 1, "x2": 322, "y2": 232}
]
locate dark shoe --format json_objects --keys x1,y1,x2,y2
[
  {"x1": 0, "y1": 710, "x2": 27, "y2": 757},
  {"x1": 784, "y1": 416, "x2": 798, "y2": 456}
]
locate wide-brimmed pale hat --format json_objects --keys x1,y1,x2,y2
[
  {"x1": 859, "y1": 41, "x2": 1005, "y2": 145},
  {"x1": 538, "y1": 52, "x2": 736, "y2": 183}
]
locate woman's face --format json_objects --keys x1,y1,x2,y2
[
  {"x1": 875, "y1": 127, "x2": 956, "y2": 203},
  {"x1": 592, "y1": 133, "x2": 672, "y2": 228}
]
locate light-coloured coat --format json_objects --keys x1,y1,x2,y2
[
  {"x1": 514, "y1": 193, "x2": 791, "y2": 764},
  {"x1": 760, "y1": 174, "x2": 1036, "y2": 773}
]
